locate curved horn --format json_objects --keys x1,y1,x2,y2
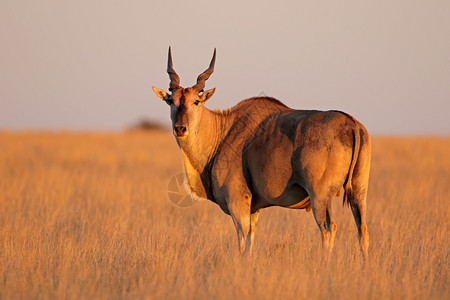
[
  {"x1": 167, "y1": 46, "x2": 180, "y2": 91},
  {"x1": 193, "y1": 48, "x2": 216, "y2": 92}
]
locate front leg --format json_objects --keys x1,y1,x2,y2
[
  {"x1": 227, "y1": 194, "x2": 256, "y2": 254},
  {"x1": 249, "y1": 210, "x2": 260, "y2": 252}
]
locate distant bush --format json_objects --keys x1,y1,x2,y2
[{"x1": 128, "y1": 119, "x2": 168, "y2": 131}]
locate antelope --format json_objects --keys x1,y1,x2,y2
[{"x1": 152, "y1": 47, "x2": 371, "y2": 257}]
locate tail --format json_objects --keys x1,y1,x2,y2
[{"x1": 343, "y1": 124, "x2": 361, "y2": 207}]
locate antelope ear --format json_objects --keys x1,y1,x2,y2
[
  {"x1": 152, "y1": 86, "x2": 168, "y2": 100},
  {"x1": 199, "y1": 88, "x2": 216, "y2": 103}
]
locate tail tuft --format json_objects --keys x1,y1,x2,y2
[{"x1": 342, "y1": 187, "x2": 353, "y2": 207}]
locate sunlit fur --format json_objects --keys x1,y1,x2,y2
[{"x1": 153, "y1": 50, "x2": 371, "y2": 257}]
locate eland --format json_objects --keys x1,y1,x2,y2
[{"x1": 152, "y1": 48, "x2": 371, "y2": 257}]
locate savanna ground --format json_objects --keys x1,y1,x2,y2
[{"x1": 0, "y1": 131, "x2": 448, "y2": 299}]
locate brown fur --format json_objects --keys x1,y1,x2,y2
[{"x1": 152, "y1": 49, "x2": 371, "y2": 257}]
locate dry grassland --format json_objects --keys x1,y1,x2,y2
[{"x1": 0, "y1": 131, "x2": 449, "y2": 299}]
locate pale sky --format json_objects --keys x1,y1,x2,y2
[{"x1": 1, "y1": 0, "x2": 449, "y2": 134}]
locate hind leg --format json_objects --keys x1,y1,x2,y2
[
  {"x1": 348, "y1": 174, "x2": 370, "y2": 257},
  {"x1": 326, "y1": 205, "x2": 337, "y2": 252},
  {"x1": 311, "y1": 194, "x2": 334, "y2": 255},
  {"x1": 352, "y1": 125, "x2": 371, "y2": 258},
  {"x1": 350, "y1": 137, "x2": 371, "y2": 258},
  {"x1": 350, "y1": 196, "x2": 369, "y2": 258}
]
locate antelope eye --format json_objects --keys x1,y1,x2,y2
[{"x1": 194, "y1": 100, "x2": 200, "y2": 106}]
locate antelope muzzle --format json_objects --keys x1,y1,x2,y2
[{"x1": 174, "y1": 125, "x2": 188, "y2": 138}]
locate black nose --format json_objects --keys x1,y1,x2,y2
[{"x1": 174, "y1": 125, "x2": 187, "y2": 135}]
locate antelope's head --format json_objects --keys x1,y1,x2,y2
[{"x1": 152, "y1": 47, "x2": 216, "y2": 139}]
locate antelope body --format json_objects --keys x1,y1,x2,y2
[{"x1": 152, "y1": 48, "x2": 371, "y2": 256}]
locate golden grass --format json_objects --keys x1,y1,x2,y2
[{"x1": 0, "y1": 132, "x2": 449, "y2": 299}]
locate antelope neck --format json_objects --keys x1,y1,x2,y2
[{"x1": 179, "y1": 108, "x2": 230, "y2": 173}]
